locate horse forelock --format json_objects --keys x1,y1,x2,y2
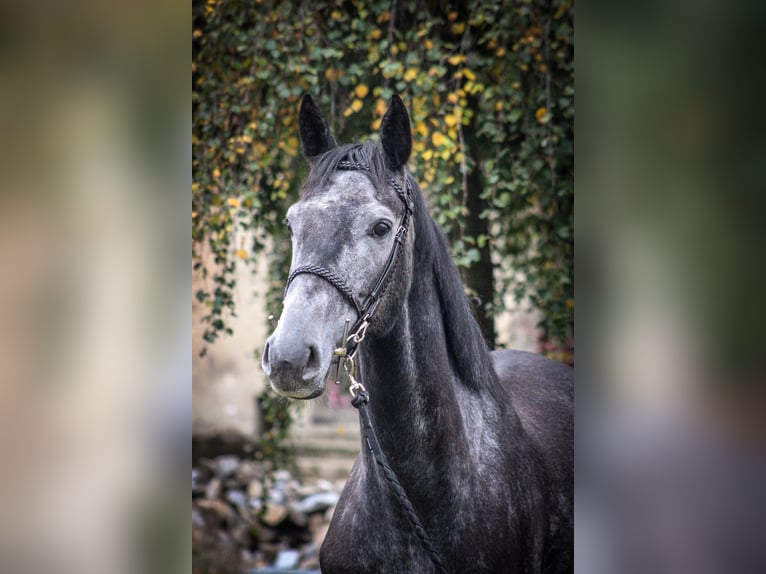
[{"x1": 301, "y1": 140, "x2": 393, "y2": 202}]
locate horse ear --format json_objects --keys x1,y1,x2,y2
[
  {"x1": 380, "y1": 94, "x2": 412, "y2": 170},
  {"x1": 299, "y1": 94, "x2": 337, "y2": 161}
]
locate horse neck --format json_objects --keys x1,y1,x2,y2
[{"x1": 357, "y1": 217, "x2": 510, "y2": 487}]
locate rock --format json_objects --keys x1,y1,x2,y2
[
  {"x1": 272, "y1": 469, "x2": 292, "y2": 482},
  {"x1": 236, "y1": 460, "x2": 262, "y2": 483},
  {"x1": 226, "y1": 489, "x2": 249, "y2": 515},
  {"x1": 299, "y1": 545, "x2": 321, "y2": 570},
  {"x1": 273, "y1": 548, "x2": 300, "y2": 569},
  {"x1": 259, "y1": 503, "x2": 288, "y2": 527},
  {"x1": 197, "y1": 499, "x2": 234, "y2": 522},
  {"x1": 266, "y1": 487, "x2": 287, "y2": 506},
  {"x1": 215, "y1": 454, "x2": 241, "y2": 478},
  {"x1": 205, "y1": 477, "x2": 222, "y2": 500},
  {"x1": 247, "y1": 479, "x2": 264, "y2": 499},
  {"x1": 316, "y1": 478, "x2": 336, "y2": 492},
  {"x1": 287, "y1": 504, "x2": 308, "y2": 528},
  {"x1": 192, "y1": 507, "x2": 205, "y2": 527},
  {"x1": 295, "y1": 491, "x2": 340, "y2": 515}
]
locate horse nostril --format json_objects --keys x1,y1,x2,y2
[
  {"x1": 262, "y1": 341, "x2": 271, "y2": 373},
  {"x1": 303, "y1": 343, "x2": 321, "y2": 380}
]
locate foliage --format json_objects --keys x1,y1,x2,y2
[
  {"x1": 256, "y1": 387, "x2": 296, "y2": 472},
  {"x1": 192, "y1": 0, "x2": 574, "y2": 358}
]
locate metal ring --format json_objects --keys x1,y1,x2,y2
[{"x1": 349, "y1": 380, "x2": 366, "y2": 398}]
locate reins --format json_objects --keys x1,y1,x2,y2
[{"x1": 283, "y1": 160, "x2": 448, "y2": 573}]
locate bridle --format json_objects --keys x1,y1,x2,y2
[{"x1": 283, "y1": 159, "x2": 414, "y2": 360}]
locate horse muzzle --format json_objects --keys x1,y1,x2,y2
[{"x1": 262, "y1": 328, "x2": 327, "y2": 399}]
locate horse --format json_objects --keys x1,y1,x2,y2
[{"x1": 262, "y1": 94, "x2": 573, "y2": 573}]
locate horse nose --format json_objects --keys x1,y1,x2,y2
[{"x1": 262, "y1": 335, "x2": 322, "y2": 385}]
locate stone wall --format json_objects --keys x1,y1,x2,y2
[{"x1": 192, "y1": 234, "x2": 271, "y2": 443}]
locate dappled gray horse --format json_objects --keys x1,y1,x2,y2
[{"x1": 262, "y1": 94, "x2": 573, "y2": 573}]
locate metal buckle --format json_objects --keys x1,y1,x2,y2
[
  {"x1": 348, "y1": 315, "x2": 370, "y2": 347},
  {"x1": 341, "y1": 353, "x2": 366, "y2": 398}
]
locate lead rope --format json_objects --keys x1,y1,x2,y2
[{"x1": 338, "y1": 330, "x2": 449, "y2": 574}]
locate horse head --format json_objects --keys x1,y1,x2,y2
[{"x1": 262, "y1": 94, "x2": 414, "y2": 399}]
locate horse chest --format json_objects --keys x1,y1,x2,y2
[
  {"x1": 320, "y1": 457, "x2": 529, "y2": 574},
  {"x1": 319, "y1": 466, "x2": 437, "y2": 572}
]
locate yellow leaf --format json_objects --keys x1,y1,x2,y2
[
  {"x1": 451, "y1": 22, "x2": 466, "y2": 35},
  {"x1": 371, "y1": 118, "x2": 381, "y2": 130},
  {"x1": 404, "y1": 68, "x2": 418, "y2": 82},
  {"x1": 351, "y1": 99, "x2": 363, "y2": 112},
  {"x1": 535, "y1": 107, "x2": 551, "y2": 124},
  {"x1": 495, "y1": 101, "x2": 504, "y2": 111},
  {"x1": 444, "y1": 114, "x2": 457, "y2": 127},
  {"x1": 369, "y1": 29, "x2": 382, "y2": 40},
  {"x1": 377, "y1": 10, "x2": 390, "y2": 23},
  {"x1": 447, "y1": 54, "x2": 465, "y2": 66},
  {"x1": 424, "y1": 39, "x2": 433, "y2": 50},
  {"x1": 463, "y1": 68, "x2": 476, "y2": 81},
  {"x1": 447, "y1": 92, "x2": 458, "y2": 104},
  {"x1": 331, "y1": 10, "x2": 342, "y2": 20},
  {"x1": 416, "y1": 121, "x2": 429, "y2": 137},
  {"x1": 355, "y1": 84, "x2": 369, "y2": 98},
  {"x1": 236, "y1": 249, "x2": 248, "y2": 260},
  {"x1": 431, "y1": 132, "x2": 446, "y2": 147},
  {"x1": 213, "y1": 168, "x2": 221, "y2": 178},
  {"x1": 227, "y1": 198, "x2": 240, "y2": 207},
  {"x1": 423, "y1": 149, "x2": 433, "y2": 161},
  {"x1": 447, "y1": 11, "x2": 458, "y2": 21},
  {"x1": 496, "y1": 47, "x2": 507, "y2": 57}
]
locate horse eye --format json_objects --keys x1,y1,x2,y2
[
  {"x1": 372, "y1": 221, "x2": 391, "y2": 238},
  {"x1": 283, "y1": 218, "x2": 293, "y2": 236}
]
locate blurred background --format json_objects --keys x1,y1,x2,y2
[
  {"x1": 0, "y1": 0, "x2": 763, "y2": 572},
  {"x1": 0, "y1": 1, "x2": 188, "y2": 574}
]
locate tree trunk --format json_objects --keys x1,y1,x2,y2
[{"x1": 462, "y1": 107, "x2": 496, "y2": 347}]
